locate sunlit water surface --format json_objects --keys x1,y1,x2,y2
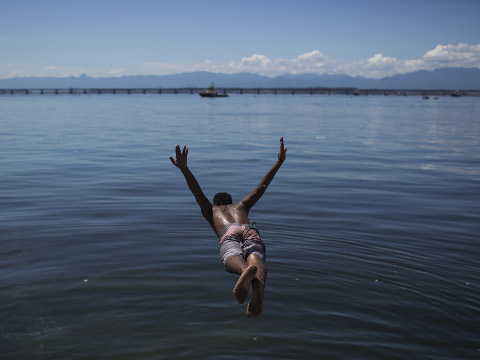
[{"x1": 1, "y1": 94, "x2": 479, "y2": 359}]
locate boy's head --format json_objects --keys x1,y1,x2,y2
[{"x1": 213, "y1": 192, "x2": 232, "y2": 205}]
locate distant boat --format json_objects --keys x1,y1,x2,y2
[
  {"x1": 199, "y1": 83, "x2": 229, "y2": 97},
  {"x1": 353, "y1": 89, "x2": 361, "y2": 96},
  {"x1": 450, "y1": 90, "x2": 463, "y2": 97}
]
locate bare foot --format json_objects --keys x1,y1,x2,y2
[
  {"x1": 246, "y1": 278, "x2": 264, "y2": 317},
  {"x1": 233, "y1": 265, "x2": 257, "y2": 304}
]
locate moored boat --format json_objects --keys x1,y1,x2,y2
[{"x1": 199, "y1": 83, "x2": 229, "y2": 97}]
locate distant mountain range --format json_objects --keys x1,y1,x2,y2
[{"x1": 1, "y1": 67, "x2": 479, "y2": 89}]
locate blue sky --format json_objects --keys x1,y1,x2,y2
[{"x1": 1, "y1": 0, "x2": 479, "y2": 78}]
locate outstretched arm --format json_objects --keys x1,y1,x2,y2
[
  {"x1": 240, "y1": 137, "x2": 287, "y2": 212},
  {"x1": 170, "y1": 145, "x2": 213, "y2": 227}
]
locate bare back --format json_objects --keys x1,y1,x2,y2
[
  {"x1": 212, "y1": 202, "x2": 250, "y2": 238},
  {"x1": 170, "y1": 138, "x2": 286, "y2": 240}
]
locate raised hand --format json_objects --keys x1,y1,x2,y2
[
  {"x1": 169, "y1": 145, "x2": 188, "y2": 169},
  {"x1": 278, "y1": 137, "x2": 287, "y2": 162}
]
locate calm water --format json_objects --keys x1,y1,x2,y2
[{"x1": 1, "y1": 94, "x2": 479, "y2": 359}]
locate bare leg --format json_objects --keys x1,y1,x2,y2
[
  {"x1": 245, "y1": 254, "x2": 266, "y2": 317},
  {"x1": 225, "y1": 255, "x2": 257, "y2": 304},
  {"x1": 224, "y1": 254, "x2": 248, "y2": 275}
]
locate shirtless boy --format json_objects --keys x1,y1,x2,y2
[{"x1": 169, "y1": 138, "x2": 287, "y2": 317}]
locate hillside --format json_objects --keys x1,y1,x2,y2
[{"x1": 1, "y1": 67, "x2": 479, "y2": 89}]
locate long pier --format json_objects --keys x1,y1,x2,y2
[{"x1": 0, "y1": 88, "x2": 479, "y2": 96}]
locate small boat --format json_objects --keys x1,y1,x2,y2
[
  {"x1": 199, "y1": 83, "x2": 229, "y2": 97},
  {"x1": 352, "y1": 89, "x2": 361, "y2": 96},
  {"x1": 450, "y1": 90, "x2": 463, "y2": 97}
]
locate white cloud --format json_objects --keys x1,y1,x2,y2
[
  {"x1": 277, "y1": 51, "x2": 340, "y2": 74},
  {"x1": 197, "y1": 50, "x2": 340, "y2": 76},
  {"x1": 342, "y1": 53, "x2": 402, "y2": 78},
  {"x1": 108, "y1": 68, "x2": 124, "y2": 76},
  {"x1": 240, "y1": 54, "x2": 272, "y2": 67},
  {"x1": 1, "y1": 43, "x2": 479, "y2": 79},
  {"x1": 195, "y1": 43, "x2": 480, "y2": 78},
  {"x1": 421, "y1": 43, "x2": 480, "y2": 68},
  {"x1": 5, "y1": 70, "x2": 24, "y2": 78},
  {"x1": 353, "y1": 43, "x2": 480, "y2": 77},
  {"x1": 366, "y1": 53, "x2": 399, "y2": 70},
  {"x1": 197, "y1": 54, "x2": 272, "y2": 74}
]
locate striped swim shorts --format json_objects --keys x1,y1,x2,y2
[{"x1": 219, "y1": 223, "x2": 266, "y2": 267}]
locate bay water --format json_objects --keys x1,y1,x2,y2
[{"x1": 1, "y1": 93, "x2": 479, "y2": 359}]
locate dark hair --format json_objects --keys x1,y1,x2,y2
[{"x1": 213, "y1": 192, "x2": 232, "y2": 205}]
